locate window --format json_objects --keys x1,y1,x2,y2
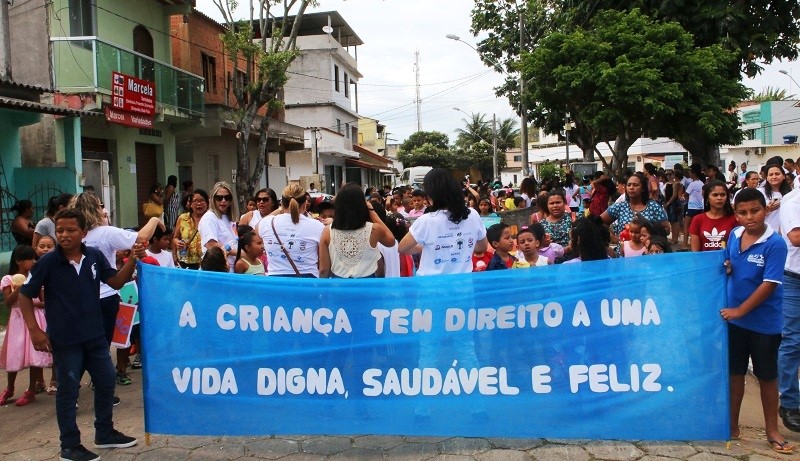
[
  {"x1": 69, "y1": 0, "x2": 94, "y2": 37},
  {"x1": 334, "y1": 65, "x2": 340, "y2": 92},
  {"x1": 336, "y1": 118, "x2": 342, "y2": 134},
  {"x1": 234, "y1": 69, "x2": 248, "y2": 103},
  {"x1": 513, "y1": 155, "x2": 522, "y2": 162},
  {"x1": 343, "y1": 72, "x2": 349, "y2": 97},
  {"x1": 201, "y1": 53, "x2": 217, "y2": 94},
  {"x1": 345, "y1": 122, "x2": 350, "y2": 139},
  {"x1": 745, "y1": 129, "x2": 756, "y2": 141}
]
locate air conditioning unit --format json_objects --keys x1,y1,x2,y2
[{"x1": 754, "y1": 147, "x2": 764, "y2": 156}]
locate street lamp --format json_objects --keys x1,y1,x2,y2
[
  {"x1": 779, "y1": 69, "x2": 799, "y2": 94},
  {"x1": 453, "y1": 107, "x2": 498, "y2": 180},
  {"x1": 446, "y1": 33, "x2": 529, "y2": 177}
]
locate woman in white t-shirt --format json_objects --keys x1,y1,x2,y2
[
  {"x1": 198, "y1": 181, "x2": 239, "y2": 272},
  {"x1": 399, "y1": 168, "x2": 488, "y2": 275},
  {"x1": 757, "y1": 163, "x2": 793, "y2": 233},
  {"x1": 257, "y1": 183, "x2": 324, "y2": 277}
]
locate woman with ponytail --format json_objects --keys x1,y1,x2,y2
[{"x1": 257, "y1": 183, "x2": 324, "y2": 277}]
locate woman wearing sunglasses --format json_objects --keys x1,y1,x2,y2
[
  {"x1": 199, "y1": 181, "x2": 239, "y2": 272},
  {"x1": 238, "y1": 188, "x2": 278, "y2": 229}
]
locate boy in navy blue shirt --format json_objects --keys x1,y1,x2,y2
[
  {"x1": 19, "y1": 209, "x2": 145, "y2": 461},
  {"x1": 721, "y1": 188, "x2": 791, "y2": 454},
  {"x1": 485, "y1": 223, "x2": 516, "y2": 270}
]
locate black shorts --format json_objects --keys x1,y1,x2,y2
[
  {"x1": 728, "y1": 323, "x2": 781, "y2": 380},
  {"x1": 686, "y1": 208, "x2": 703, "y2": 218}
]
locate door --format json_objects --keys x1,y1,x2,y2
[{"x1": 135, "y1": 143, "x2": 157, "y2": 227}]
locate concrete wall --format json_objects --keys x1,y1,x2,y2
[
  {"x1": 50, "y1": 0, "x2": 172, "y2": 63},
  {"x1": 285, "y1": 45, "x2": 356, "y2": 112},
  {"x1": 768, "y1": 100, "x2": 800, "y2": 143},
  {"x1": 9, "y1": 0, "x2": 51, "y2": 88}
]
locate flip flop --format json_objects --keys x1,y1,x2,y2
[{"x1": 768, "y1": 439, "x2": 794, "y2": 454}]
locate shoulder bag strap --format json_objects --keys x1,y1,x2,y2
[{"x1": 271, "y1": 218, "x2": 302, "y2": 276}]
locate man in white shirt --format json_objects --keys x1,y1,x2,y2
[{"x1": 778, "y1": 187, "x2": 800, "y2": 432}]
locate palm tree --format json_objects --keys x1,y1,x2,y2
[
  {"x1": 454, "y1": 112, "x2": 492, "y2": 148},
  {"x1": 748, "y1": 86, "x2": 795, "y2": 102},
  {"x1": 495, "y1": 117, "x2": 519, "y2": 151}
]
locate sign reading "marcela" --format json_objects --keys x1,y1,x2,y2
[{"x1": 111, "y1": 71, "x2": 156, "y2": 116}]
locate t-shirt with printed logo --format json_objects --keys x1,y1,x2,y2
[
  {"x1": 688, "y1": 213, "x2": 738, "y2": 251},
  {"x1": 724, "y1": 225, "x2": 787, "y2": 334}
]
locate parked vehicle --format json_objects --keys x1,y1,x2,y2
[{"x1": 399, "y1": 166, "x2": 432, "y2": 189}]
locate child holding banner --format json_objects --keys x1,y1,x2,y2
[
  {"x1": 720, "y1": 188, "x2": 792, "y2": 454},
  {"x1": 18, "y1": 209, "x2": 144, "y2": 461}
]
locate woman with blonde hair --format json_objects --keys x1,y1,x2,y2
[
  {"x1": 257, "y1": 183, "x2": 324, "y2": 277},
  {"x1": 68, "y1": 192, "x2": 162, "y2": 387},
  {"x1": 198, "y1": 181, "x2": 238, "y2": 272}
]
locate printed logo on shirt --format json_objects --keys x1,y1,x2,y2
[
  {"x1": 434, "y1": 258, "x2": 443, "y2": 265},
  {"x1": 746, "y1": 254, "x2": 765, "y2": 267},
  {"x1": 702, "y1": 228, "x2": 727, "y2": 248},
  {"x1": 456, "y1": 239, "x2": 464, "y2": 250},
  {"x1": 91, "y1": 263, "x2": 97, "y2": 279}
]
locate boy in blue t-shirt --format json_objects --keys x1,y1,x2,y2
[
  {"x1": 485, "y1": 223, "x2": 516, "y2": 270},
  {"x1": 722, "y1": 188, "x2": 791, "y2": 453}
]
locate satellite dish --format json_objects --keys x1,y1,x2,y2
[{"x1": 322, "y1": 25, "x2": 333, "y2": 34}]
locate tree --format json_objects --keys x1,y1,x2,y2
[
  {"x1": 495, "y1": 117, "x2": 520, "y2": 151},
  {"x1": 748, "y1": 86, "x2": 796, "y2": 102},
  {"x1": 212, "y1": 0, "x2": 313, "y2": 212},
  {"x1": 397, "y1": 131, "x2": 452, "y2": 170},
  {"x1": 520, "y1": 9, "x2": 747, "y2": 175}
]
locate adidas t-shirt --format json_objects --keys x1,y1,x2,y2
[{"x1": 688, "y1": 213, "x2": 738, "y2": 251}]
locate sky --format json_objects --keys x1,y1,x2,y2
[{"x1": 195, "y1": 0, "x2": 800, "y2": 144}]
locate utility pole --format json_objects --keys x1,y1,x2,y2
[
  {"x1": 564, "y1": 112, "x2": 571, "y2": 167},
  {"x1": 518, "y1": 8, "x2": 529, "y2": 177},
  {"x1": 414, "y1": 50, "x2": 422, "y2": 132},
  {"x1": 311, "y1": 128, "x2": 320, "y2": 175},
  {"x1": 492, "y1": 113, "x2": 498, "y2": 180}
]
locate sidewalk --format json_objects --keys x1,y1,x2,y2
[{"x1": 1, "y1": 361, "x2": 798, "y2": 461}]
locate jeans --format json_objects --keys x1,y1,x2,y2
[
  {"x1": 779, "y1": 274, "x2": 800, "y2": 409},
  {"x1": 52, "y1": 336, "x2": 116, "y2": 449}
]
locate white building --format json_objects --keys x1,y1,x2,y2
[{"x1": 283, "y1": 11, "x2": 385, "y2": 194}]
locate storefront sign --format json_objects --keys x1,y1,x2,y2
[
  {"x1": 105, "y1": 107, "x2": 154, "y2": 128},
  {"x1": 112, "y1": 71, "x2": 156, "y2": 116}
]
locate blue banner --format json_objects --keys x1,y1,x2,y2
[{"x1": 138, "y1": 251, "x2": 729, "y2": 440}]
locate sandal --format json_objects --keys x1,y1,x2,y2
[
  {"x1": 34, "y1": 380, "x2": 45, "y2": 394},
  {"x1": 46, "y1": 381, "x2": 57, "y2": 395},
  {"x1": 768, "y1": 439, "x2": 794, "y2": 454},
  {"x1": 15, "y1": 390, "x2": 35, "y2": 407},
  {"x1": 0, "y1": 387, "x2": 12, "y2": 406}
]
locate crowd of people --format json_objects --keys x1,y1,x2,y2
[{"x1": 2, "y1": 157, "x2": 800, "y2": 457}]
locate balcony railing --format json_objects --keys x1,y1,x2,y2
[{"x1": 51, "y1": 37, "x2": 204, "y2": 116}]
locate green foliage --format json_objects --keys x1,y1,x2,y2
[
  {"x1": 538, "y1": 161, "x2": 563, "y2": 183},
  {"x1": 520, "y1": 8, "x2": 747, "y2": 174},
  {"x1": 749, "y1": 86, "x2": 796, "y2": 102},
  {"x1": 399, "y1": 131, "x2": 450, "y2": 153},
  {"x1": 397, "y1": 143, "x2": 453, "y2": 170}
]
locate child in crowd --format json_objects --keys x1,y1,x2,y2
[
  {"x1": 19, "y1": 209, "x2": 141, "y2": 461},
  {"x1": 542, "y1": 189, "x2": 573, "y2": 248},
  {"x1": 517, "y1": 224, "x2": 549, "y2": 267},
  {"x1": 408, "y1": 190, "x2": 427, "y2": 218},
  {"x1": 34, "y1": 235, "x2": 58, "y2": 394},
  {"x1": 689, "y1": 179, "x2": 737, "y2": 252},
  {"x1": 646, "y1": 235, "x2": 672, "y2": 255},
  {"x1": 485, "y1": 223, "x2": 516, "y2": 270},
  {"x1": 721, "y1": 188, "x2": 791, "y2": 454},
  {"x1": 638, "y1": 218, "x2": 668, "y2": 250},
  {"x1": 478, "y1": 198, "x2": 497, "y2": 217},
  {"x1": 0, "y1": 245, "x2": 49, "y2": 406},
  {"x1": 513, "y1": 196, "x2": 526, "y2": 209},
  {"x1": 530, "y1": 194, "x2": 548, "y2": 224},
  {"x1": 35, "y1": 235, "x2": 55, "y2": 257},
  {"x1": 564, "y1": 216, "x2": 610, "y2": 264},
  {"x1": 201, "y1": 246, "x2": 228, "y2": 272},
  {"x1": 234, "y1": 232, "x2": 266, "y2": 275},
  {"x1": 620, "y1": 216, "x2": 647, "y2": 257},
  {"x1": 316, "y1": 201, "x2": 335, "y2": 224},
  {"x1": 145, "y1": 226, "x2": 175, "y2": 268}
]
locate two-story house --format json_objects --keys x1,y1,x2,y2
[
  {"x1": 12, "y1": 0, "x2": 204, "y2": 228},
  {"x1": 170, "y1": 10, "x2": 305, "y2": 202}
]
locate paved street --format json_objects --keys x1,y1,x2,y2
[{"x1": 0, "y1": 343, "x2": 798, "y2": 461}]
